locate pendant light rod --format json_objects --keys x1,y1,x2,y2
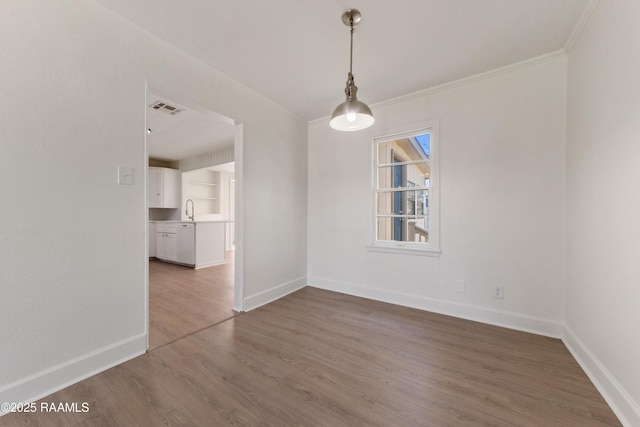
[
  {"x1": 343, "y1": 9, "x2": 360, "y2": 76},
  {"x1": 349, "y1": 16, "x2": 354, "y2": 76}
]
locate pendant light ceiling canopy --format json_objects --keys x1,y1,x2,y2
[{"x1": 330, "y1": 9, "x2": 375, "y2": 132}]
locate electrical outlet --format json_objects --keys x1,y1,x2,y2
[
  {"x1": 456, "y1": 280, "x2": 466, "y2": 293},
  {"x1": 494, "y1": 286, "x2": 504, "y2": 299}
]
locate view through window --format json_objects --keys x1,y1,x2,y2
[{"x1": 373, "y1": 124, "x2": 439, "y2": 253}]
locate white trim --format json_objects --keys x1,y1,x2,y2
[
  {"x1": 564, "y1": 0, "x2": 600, "y2": 53},
  {"x1": 365, "y1": 244, "x2": 440, "y2": 257},
  {"x1": 0, "y1": 334, "x2": 146, "y2": 416},
  {"x1": 309, "y1": 51, "x2": 567, "y2": 125},
  {"x1": 376, "y1": 214, "x2": 427, "y2": 219},
  {"x1": 377, "y1": 186, "x2": 429, "y2": 193},
  {"x1": 379, "y1": 159, "x2": 428, "y2": 168},
  {"x1": 562, "y1": 326, "x2": 640, "y2": 427},
  {"x1": 243, "y1": 276, "x2": 307, "y2": 312},
  {"x1": 143, "y1": 83, "x2": 151, "y2": 351},
  {"x1": 194, "y1": 259, "x2": 226, "y2": 270},
  {"x1": 373, "y1": 51, "x2": 566, "y2": 112},
  {"x1": 372, "y1": 120, "x2": 440, "y2": 254},
  {"x1": 233, "y1": 124, "x2": 244, "y2": 312},
  {"x1": 308, "y1": 276, "x2": 564, "y2": 338}
]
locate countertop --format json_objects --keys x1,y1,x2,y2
[{"x1": 150, "y1": 220, "x2": 234, "y2": 224}]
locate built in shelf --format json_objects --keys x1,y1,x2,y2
[{"x1": 184, "y1": 169, "x2": 221, "y2": 216}]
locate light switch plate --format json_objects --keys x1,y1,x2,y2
[{"x1": 118, "y1": 166, "x2": 133, "y2": 185}]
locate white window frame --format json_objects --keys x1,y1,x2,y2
[{"x1": 368, "y1": 120, "x2": 440, "y2": 256}]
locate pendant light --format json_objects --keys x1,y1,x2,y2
[{"x1": 330, "y1": 9, "x2": 375, "y2": 131}]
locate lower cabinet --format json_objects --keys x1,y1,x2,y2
[
  {"x1": 194, "y1": 222, "x2": 226, "y2": 269},
  {"x1": 149, "y1": 222, "x2": 156, "y2": 258},
  {"x1": 156, "y1": 231, "x2": 177, "y2": 261},
  {"x1": 155, "y1": 222, "x2": 195, "y2": 266},
  {"x1": 154, "y1": 221, "x2": 226, "y2": 269},
  {"x1": 156, "y1": 223, "x2": 177, "y2": 262}
]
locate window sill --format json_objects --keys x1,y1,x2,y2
[{"x1": 365, "y1": 244, "x2": 441, "y2": 257}]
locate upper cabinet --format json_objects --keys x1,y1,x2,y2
[{"x1": 148, "y1": 167, "x2": 181, "y2": 208}]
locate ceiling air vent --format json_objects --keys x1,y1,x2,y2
[{"x1": 149, "y1": 101, "x2": 184, "y2": 115}]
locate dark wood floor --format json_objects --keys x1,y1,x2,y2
[
  {"x1": 1, "y1": 287, "x2": 620, "y2": 426},
  {"x1": 149, "y1": 252, "x2": 237, "y2": 349}
]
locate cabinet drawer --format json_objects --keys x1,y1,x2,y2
[{"x1": 156, "y1": 223, "x2": 177, "y2": 233}]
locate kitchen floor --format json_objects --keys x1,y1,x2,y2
[{"x1": 149, "y1": 251, "x2": 237, "y2": 349}]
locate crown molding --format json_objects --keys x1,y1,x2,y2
[
  {"x1": 310, "y1": 50, "x2": 567, "y2": 125},
  {"x1": 564, "y1": 0, "x2": 600, "y2": 53},
  {"x1": 373, "y1": 50, "x2": 567, "y2": 112}
]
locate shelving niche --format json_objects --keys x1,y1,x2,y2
[{"x1": 184, "y1": 168, "x2": 221, "y2": 216}]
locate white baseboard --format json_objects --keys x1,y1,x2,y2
[
  {"x1": 194, "y1": 259, "x2": 226, "y2": 270},
  {"x1": 563, "y1": 326, "x2": 640, "y2": 427},
  {"x1": 0, "y1": 333, "x2": 146, "y2": 416},
  {"x1": 243, "y1": 276, "x2": 307, "y2": 312},
  {"x1": 308, "y1": 276, "x2": 564, "y2": 338}
]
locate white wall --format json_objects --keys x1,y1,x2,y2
[
  {"x1": 241, "y1": 121, "x2": 309, "y2": 309},
  {"x1": 0, "y1": 0, "x2": 307, "y2": 406},
  {"x1": 564, "y1": 1, "x2": 640, "y2": 425},
  {"x1": 308, "y1": 55, "x2": 567, "y2": 337}
]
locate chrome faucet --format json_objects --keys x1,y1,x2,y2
[{"x1": 185, "y1": 199, "x2": 195, "y2": 221}]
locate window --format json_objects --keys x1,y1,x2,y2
[{"x1": 370, "y1": 122, "x2": 439, "y2": 255}]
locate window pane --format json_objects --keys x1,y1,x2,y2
[
  {"x1": 377, "y1": 190, "x2": 420, "y2": 216},
  {"x1": 377, "y1": 165, "x2": 429, "y2": 190},
  {"x1": 376, "y1": 217, "x2": 429, "y2": 243},
  {"x1": 376, "y1": 217, "x2": 394, "y2": 242},
  {"x1": 377, "y1": 190, "x2": 428, "y2": 216},
  {"x1": 376, "y1": 188, "x2": 429, "y2": 243},
  {"x1": 377, "y1": 134, "x2": 430, "y2": 191},
  {"x1": 378, "y1": 136, "x2": 430, "y2": 165},
  {"x1": 407, "y1": 190, "x2": 416, "y2": 215},
  {"x1": 415, "y1": 134, "x2": 430, "y2": 159},
  {"x1": 417, "y1": 189, "x2": 426, "y2": 215},
  {"x1": 378, "y1": 165, "x2": 392, "y2": 190},
  {"x1": 377, "y1": 191, "x2": 394, "y2": 216}
]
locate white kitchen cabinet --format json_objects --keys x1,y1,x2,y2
[
  {"x1": 153, "y1": 221, "x2": 227, "y2": 269},
  {"x1": 194, "y1": 222, "x2": 226, "y2": 269},
  {"x1": 148, "y1": 167, "x2": 181, "y2": 208},
  {"x1": 156, "y1": 232, "x2": 177, "y2": 261},
  {"x1": 156, "y1": 223, "x2": 177, "y2": 261},
  {"x1": 149, "y1": 222, "x2": 156, "y2": 258}
]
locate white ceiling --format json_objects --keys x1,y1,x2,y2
[
  {"x1": 97, "y1": 0, "x2": 590, "y2": 120},
  {"x1": 146, "y1": 91, "x2": 235, "y2": 161},
  {"x1": 108, "y1": 0, "x2": 589, "y2": 156}
]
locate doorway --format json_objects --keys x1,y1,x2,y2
[{"x1": 145, "y1": 87, "x2": 242, "y2": 349}]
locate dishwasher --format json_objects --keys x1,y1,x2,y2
[{"x1": 176, "y1": 222, "x2": 195, "y2": 266}]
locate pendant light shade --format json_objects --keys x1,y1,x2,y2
[
  {"x1": 330, "y1": 9, "x2": 374, "y2": 132},
  {"x1": 330, "y1": 99, "x2": 375, "y2": 131}
]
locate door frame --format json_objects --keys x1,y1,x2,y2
[{"x1": 143, "y1": 83, "x2": 244, "y2": 350}]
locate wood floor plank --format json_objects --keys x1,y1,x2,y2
[
  {"x1": 148, "y1": 252, "x2": 237, "y2": 349},
  {"x1": 0, "y1": 287, "x2": 622, "y2": 426}
]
